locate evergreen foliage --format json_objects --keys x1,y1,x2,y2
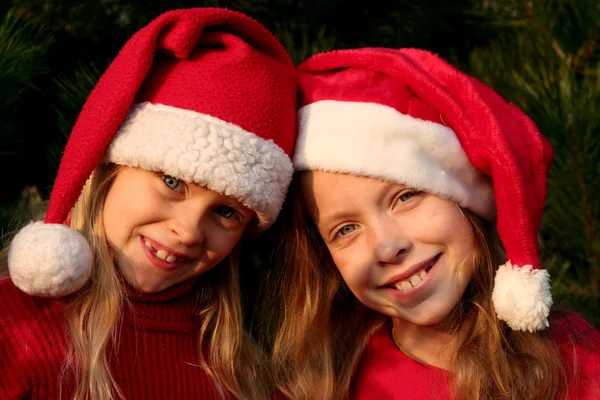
[
  {"x1": 466, "y1": 0, "x2": 600, "y2": 327},
  {"x1": 0, "y1": 9, "x2": 53, "y2": 191},
  {"x1": 0, "y1": 9, "x2": 53, "y2": 238}
]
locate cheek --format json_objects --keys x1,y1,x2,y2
[
  {"x1": 206, "y1": 231, "x2": 244, "y2": 260},
  {"x1": 457, "y1": 249, "x2": 478, "y2": 281},
  {"x1": 415, "y1": 204, "x2": 474, "y2": 245},
  {"x1": 331, "y1": 250, "x2": 373, "y2": 291},
  {"x1": 104, "y1": 194, "x2": 155, "y2": 233},
  {"x1": 103, "y1": 191, "x2": 129, "y2": 240},
  {"x1": 446, "y1": 218, "x2": 477, "y2": 263}
]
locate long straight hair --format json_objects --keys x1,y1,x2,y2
[
  {"x1": 2, "y1": 164, "x2": 269, "y2": 400},
  {"x1": 444, "y1": 210, "x2": 567, "y2": 400},
  {"x1": 260, "y1": 177, "x2": 384, "y2": 400},
  {"x1": 262, "y1": 174, "x2": 567, "y2": 400}
]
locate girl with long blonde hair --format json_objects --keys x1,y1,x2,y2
[
  {"x1": 0, "y1": 7, "x2": 297, "y2": 400},
  {"x1": 264, "y1": 48, "x2": 600, "y2": 400}
]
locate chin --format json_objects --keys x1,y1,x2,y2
[
  {"x1": 126, "y1": 277, "x2": 169, "y2": 293},
  {"x1": 414, "y1": 316, "x2": 447, "y2": 327},
  {"x1": 136, "y1": 285, "x2": 163, "y2": 293},
  {"x1": 402, "y1": 309, "x2": 453, "y2": 327}
]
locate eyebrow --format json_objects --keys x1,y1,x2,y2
[
  {"x1": 316, "y1": 179, "x2": 407, "y2": 224},
  {"x1": 317, "y1": 209, "x2": 357, "y2": 226},
  {"x1": 222, "y1": 197, "x2": 251, "y2": 212}
]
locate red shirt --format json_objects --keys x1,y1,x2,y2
[
  {"x1": 0, "y1": 276, "x2": 226, "y2": 399},
  {"x1": 352, "y1": 312, "x2": 600, "y2": 399}
]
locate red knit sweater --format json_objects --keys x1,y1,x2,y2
[
  {"x1": 0, "y1": 276, "x2": 227, "y2": 399},
  {"x1": 352, "y1": 312, "x2": 600, "y2": 400}
]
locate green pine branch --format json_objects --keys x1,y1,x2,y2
[
  {"x1": 274, "y1": 22, "x2": 336, "y2": 66},
  {"x1": 0, "y1": 8, "x2": 53, "y2": 156},
  {"x1": 467, "y1": 0, "x2": 600, "y2": 326},
  {"x1": 49, "y1": 59, "x2": 102, "y2": 172}
]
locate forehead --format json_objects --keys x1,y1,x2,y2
[
  {"x1": 188, "y1": 179, "x2": 251, "y2": 209},
  {"x1": 301, "y1": 170, "x2": 405, "y2": 193},
  {"x1": 300, "y1": 171, "x2": 406, "y2": 212}
]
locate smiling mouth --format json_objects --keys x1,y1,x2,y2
[
  {"x1": 388, "y1": 254, "x2": 441, "y2": 292},
  {"x1": 143, "y1": 239, "x2": 186, "y2": 263}
]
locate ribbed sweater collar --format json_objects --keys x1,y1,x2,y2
[{"x1": 122, "y1": 277, "x2": 201, "y2": 332}]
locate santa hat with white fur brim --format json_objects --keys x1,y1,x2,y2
[
  {"x1": 8, "y1": 8, "x2": 297, "y2": 298},
  {"x1": 294, "y1": 48, "x2": 554, "y2": 332}
]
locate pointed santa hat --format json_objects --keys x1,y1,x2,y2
[
  {"x1": 294, "y1": 48, "x2": 554, "y2": 332},
  {"x1": 8, "y1": 7, "x2": 297, "y2": 298}
]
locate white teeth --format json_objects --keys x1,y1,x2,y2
[
  {"x1": 155, "y1": 250, "x2": 178, "y2": 263},
  {"x1": 409, "y1": 274, "x2": 422, "y2": 286},
  {"x1": 394, "y1": 268, "x2": 430, "y2": 292},
  {"x1": 145, "y1": 239, "x2": 181, "y2": 263},
  {"x1": 156, "y1": 249, "x2": 168, "y2": 260}
]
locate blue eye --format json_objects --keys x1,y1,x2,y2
[
  {"x1": 162, "y1": 175, "x2": 182, "y2": 191},
  {"x1": 215, "y1": 206, "x2": 236, "y2": 219},
  {"x1": 398, "y1": 191, "x2": 416, "y2": 202},
  {"x1": 338, "y1": 224, "x2": 356, "y2": 236}
]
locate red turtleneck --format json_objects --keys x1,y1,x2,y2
[
  {"x1": 351, "y1": 312, "x2": 600, "y2": 399},
  {"x1": 0, "y1": 275, "x2": 226, "y2": 399}
]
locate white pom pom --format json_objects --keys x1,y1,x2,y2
[
  {"x1": 492, "y1": 261, "x2": 552, "y2": 332},
  {"x1": 8, "y1": 221, "x2": 92, "y2": 298}
]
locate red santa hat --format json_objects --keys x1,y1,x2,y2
[
  {"x1": 8, "y1": 8, "x2": 297, "y2": 298},
  {"x1": 295, "y1": 48, "x2": 554, "y2": 332}
]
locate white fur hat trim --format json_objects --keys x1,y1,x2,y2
[
  {"x1": 295, "y1": 100, "x2": 495, "y2": 220},
  {"x1": 8, "y1": 221, "x2": 93, "y2": 297},
  {"x1": 492, "y1": 261, "x2": 552, "y2": 332}
]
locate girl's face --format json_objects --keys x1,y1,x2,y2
[
  {"x1": 103, "y1": 167, "x2": 254, "y2": 293},
  {"x1": 302, "y1": 171, "x2": 477, "y2": 326}
]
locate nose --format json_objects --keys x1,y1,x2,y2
[
  {"x1": 370, "y1": 218, "x2": 412, "y2": 264},
  {"x1": 168, "y1": 205, "x2": 208, "y2": 247}
]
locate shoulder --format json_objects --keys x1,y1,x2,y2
[
  {"x1": 0, "y1": 274, "x2": 65, "y2": 315},
  {"x1": 0, "y1": 274, "x2": 68, "y2": 327},
  {"x1": 0, "y1": 274, "x2": 68, "y2": 344},
  {"x1": 550, "y1": 310, "x2": 600, "y2": 349},
  {"x1": 550, "y1": 310, "x2": 600, "y2": 398},
  {"x1": 0, "y1": 276, "x2": 70, "y2": 397},
  {"x1": 0, "y1": 275, "x2": 38, "y2": 318},
  {"x1": 0, "y1": 276, "x2": 69, "y2": 360}
]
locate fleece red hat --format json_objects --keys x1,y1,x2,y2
[
  {"x1": 8, "y1": 8, "x2": 297, "y2": 298},
  {"x1": 295, "y1": 48, "x2": 554, "y2": 332}
]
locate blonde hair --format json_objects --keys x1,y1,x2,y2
[
  {"x1": 2, "y1": 164, "x2": 268, "y2": 400},
  {"x1": 262, "y1": 174, "x2": 568, "y2": 400}
]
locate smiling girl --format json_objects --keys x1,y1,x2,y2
[
  {"x1": 0, "y1": 8, "x2": 296, "y2": 400},
  {"x1": 265, "y1": 48, "x2": 600, "y2": 400}
]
